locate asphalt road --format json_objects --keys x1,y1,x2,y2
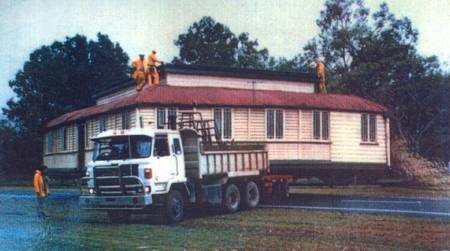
[
  {"x1": 260, "y1": 193, "x2": 450, "y2": 218},
  {"x1": 1, "y1": 187, "x2": 449, "y2": 218}
]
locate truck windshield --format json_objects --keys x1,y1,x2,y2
[{"x1": 93, "y1": 135, "x2": 152, "y2": 161}]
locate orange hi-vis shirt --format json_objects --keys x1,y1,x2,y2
[
  {"x1": 132, "y1": 59, "x2": 147, "y2": 71},
  {"x1": 33, "y1": 170, "x2": 48, "y2": 198},
  {"x1": 132, "y1": 59, "x2": 147, "y2": 79},
  {"x1": 148, "y1": 53, "x2": 160, "y2": 66},
  {"x1": 316, "y1": 62, "x2": 325, "y2": 80}
]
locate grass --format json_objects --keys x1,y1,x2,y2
[{"x1": 1, "y1": 188, "x2": 449, "y2": 250}]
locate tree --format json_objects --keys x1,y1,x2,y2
[
  {"x1": 1, "y1": 33, "x2": 129, "y2": 176},
  {"x1": 173, "y1": 16, "x2": 270, "y2": 69},
  {"x1": 303, "y1": 0, "x2": 370, "y2": 75},
  {"x1": 304, "y1": 0, "x2": 449, "y2": 160}
]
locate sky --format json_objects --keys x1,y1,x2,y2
[{"x1": 0, "y1": 0, "x2": 449, "y2": 113}]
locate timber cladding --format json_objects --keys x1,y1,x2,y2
[{"x1": 43, "y1": 106, "x2": 388, "y2": 171}]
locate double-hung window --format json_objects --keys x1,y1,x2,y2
[
  {"x1": 361, "y1": 114, "x2": 376, "y2": 142},
  {"x1": 47, "y1": 132, "x2": 53, "y2": 153},
  {"x1": 313, "y1": 111, "x2": 329, "y2": 140},
  {"x1": 122, "y1": 111, "x2": 130, "y2": 129},
  {"x1": 61, "y1": 127, "x2": 67, "y2": 151},
  {"x1": 214, "y1": 108, "x2": 232, "y2": 139},
  {"x1": 266, "y1": 109, "x2": 283, "y2": 139},
  {"x1": 157, "y1": 107, "x2": 177, "y2": 130},
  {"x1": 99, "y1": 116, "x2": 107, "y2": 132}
]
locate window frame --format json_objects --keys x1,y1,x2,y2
[
  {"x1": 121, "y1": 111, "x2": 130, "y2": 130},
  {"x1": 99, "y1": 115, "x2": 107, "y2": 132},
  {"x1": 173, "y1": 138, "x2": 183, "y2": 155},
  {"x1": 153, "y1": 134, "x2": 170, "y2": 157},
  {"x1": 61, "y1": 127, "x2": 68, "y2": 151},
  {"x1": 361, "y1": 113, "x2": 377, "y2": 143},
  {"x1": 266, "y1": 109, "x2": 284, "y2": 140},
  {"x1": 213, "y1": 107, "x2": 233, "y2": 140},
  {"x1": 312, "y1": 110, "x2": 330, "y2": 141},
  {"x1": 47, "y1": 131, "x2": 54, "y2": 154},
  {"x1": 157, "y1": 107, "x2": 178, "y2": 130}
]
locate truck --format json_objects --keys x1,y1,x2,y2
[{"x1": 79, "y1": 113, "x2": 290, "y2": 223}]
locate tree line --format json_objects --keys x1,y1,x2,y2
[{"x1": 0, "y1": 0, "x2": 449, "y2": 177}]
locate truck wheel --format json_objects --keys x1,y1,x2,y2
[
  {"x1": 223, "y1": 183, "x2": 241, "y2": 213},
  {"x1": 243, "y1": 181, "x2": 260, "y2": 209},
  {"x1": 107, "y1": 210, "x2": 131, "y2": 224},
  {"x1": 165, "y1": 190, "x2": 184, "y2": 224}
]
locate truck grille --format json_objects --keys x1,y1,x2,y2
[{"x1": 93, "y1": 165, "x2": 144, "y2": 196}]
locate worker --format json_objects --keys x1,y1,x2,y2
[
  {"x1": 147, "y1": 50, "x2": 164, "y2": 85},
  {"x1": 315, "y1": 58, "x2": 327, "y2": 94},
  {"x1": 33, "y1": 165, "x2": 49, "y2": 217},
  {"x1": 132, "y1": 54, "x2": 148, "y2": 92}
]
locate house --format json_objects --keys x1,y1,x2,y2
[{"x1": 43, "y1": 64, "x2": 390, "y2": 182}]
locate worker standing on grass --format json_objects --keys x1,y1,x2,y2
[
  {"x1": 132, "y1": 54, "x2": 148, "y2": 92},
  {"x1": 33, "y1": 165, "x2": 49, "y2": 217},
  {"x1": 147, "y1": 50, "x2": 163, "y2": 85},
  {"x1": 315, "y1": 58, "x2": 327, "y2": 94}
]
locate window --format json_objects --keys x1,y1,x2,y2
[
  {"x1": 99, "y1": 116, "x2": 106, "y2": 132},
  {"x1": 168, "y1": 107, "x2": 177, "y2": 130},
  {"x1": 214, "y1": 108, "x2": 232, "y2": 139},
  {"x1": 361, "y1": 114, "x2": 376, "y2": 142},
  {"x1": 85, "y1": 123, "x2": 90, "y2": 148},
  {"x1": 139, "y1": 116, "x2": 144, "y2": 128},
  {"x1": 61, "y1": 127, "x2": 67, "y2": 151},
  {"x1": 157, "y1": 108, "x2": 165, "y2": 129},
  {"x1": 47, "y1": 132, "x2": 53, "y2": 153},
  {"x1": 173, "y1": 138, "x2": 182, "y2": 155},
  {"x1": 266, "y1": 109, "x2": 283, "y2": 139},
  {"x1": 154, "y1": 134, "x2": 170, "y2": 157},
  {"x1": 157, "y1": 107, "x2": 177, "y2": 129},
  {"x1": 313, "y1": 111, "x2": 329, "y2": 140},
  {"x1": 122, "y1": 111, "x2": 130, "y2": 129},
  {"x1": 93, "y1": 135, "x2": 152, "y2": 161}
]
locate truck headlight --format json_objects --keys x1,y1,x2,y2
[
  {"x1": 85, "y1": 171, "x2": 90, "y2": 177},
  {"x1": 144, "y1": 186, "x2": 151, "y2": 193},
  {"x1": 89, "y1": 188, "x2": 95, "y2": 194}
]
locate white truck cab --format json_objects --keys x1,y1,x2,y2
[{"x1": 80, "y1": 121, "x2": 272, "y2": 223}]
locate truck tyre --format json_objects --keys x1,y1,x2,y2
[
  {"x1": 165, "y1": 190, "x2": 184, "y2": 224},
  {"x1": 223, "y1": 183, "x2": 241, "y2": 213},
  {"x1": 107, "y1": 210, "x2": 131, "y2": 224},
  {"x1": 242, "y1": 181, "x2": 260, "y2": 209}
]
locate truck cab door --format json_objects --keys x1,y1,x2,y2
[
  {"x1": 169, "y1": 135, "x2": 185, "y2": 179},
  {"x1": 153, "y1": 134, "x2": 177, "y2": 181}
]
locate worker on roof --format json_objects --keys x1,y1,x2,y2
[
  {"x1": 147, "y1": 50, "x2": 164, "y2": 85},
  {"x1": 34, "y1": 164, "x2": 49, "y2": 217},
  {"x1": 315, "y1": 58, "x2": 327, "y2": 94},
  {"x1": 132, "y1": 54, "x2": 148, "y2": 92}
]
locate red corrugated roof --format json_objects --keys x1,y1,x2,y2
[{"x1": 46, "y1": 85, "x2": 386, "y2": 128}]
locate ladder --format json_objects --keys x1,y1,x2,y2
[{"x1": 178, "y1": 112, "x2": 221, "y2": 145}]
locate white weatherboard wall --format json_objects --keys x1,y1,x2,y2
[
  {"x1": 96, "y1": 86, "x2": 135, "y2": 105},
  {"x1": 166, "y1": 73, "x2": 315, "y2": 93},
  {"x1": 134, "y1": 106, "x2": 387, "y2": 164},
  {"x1": 43, "y1": 105, "x2": 388, "y2": 170},
  {"x1": 330, "y1": 113, "x2": 386, "y2": 163},
  {"x1": 44, "y1": 153, "x2": 78, "y2": 170}
]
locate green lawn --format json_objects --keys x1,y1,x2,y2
[{"x1": 1, "y1": 189, "x2": 449, "y2": 250}]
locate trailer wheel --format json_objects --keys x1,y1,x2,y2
[
  {"x1": 223, "y1": 183, "x2": 241, "y2": 213},
  {"x1": 165, "y1": 189, "x2": 184, "y2": 224},
  {"x1": 243, "y1": 181, "x2": 260, "y2": 209},
  {"x1": 107, "y1": 210, "x2": 131, "y2": 224}
]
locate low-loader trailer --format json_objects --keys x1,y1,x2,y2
[{"x1": 79, "y1": 113, "x2": 290, "y2": 223}]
